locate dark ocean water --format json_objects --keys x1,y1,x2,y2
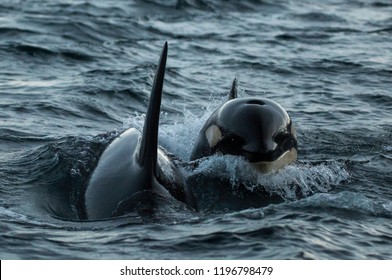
[{"x1": 0, "y1": 0, "x2": 391, "y2": 259}]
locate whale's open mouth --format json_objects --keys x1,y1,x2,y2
[{"x1": 250, "y1": 148, "x2": 298, "y2": 174}]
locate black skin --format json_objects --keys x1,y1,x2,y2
[
  {"x1": 190, "y1": 80, "x2": 297, "y2": 163},
  {"x1": 84, "y1": 43, "x2": 197, "y2": 220}
]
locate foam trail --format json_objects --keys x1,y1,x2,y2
[{"x1": 188, "y1": 155, "x2": 349, "y2": 200}]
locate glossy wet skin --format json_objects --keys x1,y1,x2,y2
[
  {"x1": 85, "y1": 128, "x2": 195, "y2": 219},
  {"x1": 84, "y1": 42, "x2": 197, "y2": 220},
  {"x1": 85, "y1": 128, "x2": 164, "y2": 219},
  {"x1": 190, "y1": 97, "x2": 298, "y2": 172}
]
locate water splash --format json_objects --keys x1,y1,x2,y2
[
  {"x1": 123, "y1": 94, "x2": 224, "y2": 160},
  {"x1": 122, "y1": 96, "x2": 349, "y2": 203},
  {"x1": 188, "y1": 155, "x2": 349, "y2": 201}
]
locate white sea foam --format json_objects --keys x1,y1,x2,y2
[
  {"x1": 123, "y1": 95, "x2": 223, "y2": 160},
  {"x1": 122, "y1": 100, "x2": 350, "y2": 201},
  {"x1": 188, "y1": 155, "x2": 349, "y2": 200}
]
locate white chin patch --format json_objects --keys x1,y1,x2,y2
[
  {"x1": 205, "y1": 125, "x2": 222, "y2": 148},
  {"x1": 251, "y1": 148, "x2": 298, "y2": 174}
]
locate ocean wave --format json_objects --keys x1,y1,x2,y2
[
  {"x1": 294, "y1": 191, "x2": 392, "y2": 218},
  {"x1": 288, "y1": 11, "x2": 347, "y2": 23},
  {"x1": 3, "y1": 43, "x2": 95, "y2": 62},
  {"x1": 0, "y1": 0, "x2": 391, "y2": 260},
  {"x1": 139, "y1": 0, "x2": 286, "y2": 12}
]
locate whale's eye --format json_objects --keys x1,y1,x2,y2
[
  {"x1": 216, "y1": 134, "x2": 245, "y2": 155},
  {"x1": 246, "y1": 100, "x2": 265, "y2": 106},
  {"x1": 274, "y1": 132, "x2": 296, "y2": 150},
  {"x1": 274, "y1": 132, "x2": 290, "y2": 145}
]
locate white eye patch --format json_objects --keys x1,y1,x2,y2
[{"x1": 205, "y1": 125, "x2": 222, "y2": 148}]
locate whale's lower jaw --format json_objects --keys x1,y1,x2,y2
[{"x1": 251, "y1": 148, "x2": 298, "y2": 174}]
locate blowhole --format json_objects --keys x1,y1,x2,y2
[{"x1": 246, "y1": 100, "x2": 265, "y2": 106}]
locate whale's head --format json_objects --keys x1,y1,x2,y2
[{"x1": 191, "y1": 80, "x2": 297, "y2": 173}]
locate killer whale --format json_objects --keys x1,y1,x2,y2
[
  {"x1": 84, "y1": 42, "x2": 197, "y2": 220},
  {"x1": 190, "y1": 78, "x2": 298, "y2": 173}
]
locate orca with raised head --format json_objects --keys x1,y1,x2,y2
[
  {"x1": 84, "y1": 42, "x2": 197, "y2": 220},
  {"x1": 190, "y1": 78, "x2": 297, "y2": 173}
]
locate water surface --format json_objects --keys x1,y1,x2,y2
[{"x1": 0, "y1": 0, "x2": 391, "y2": 259}]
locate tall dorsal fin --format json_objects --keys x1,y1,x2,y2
[
  {"x1": 138, "y1": 42, "x2": 168, "y2": 177},
  {"x1": 229, "y1": 77, "x2": 238, "y2": 100}
]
